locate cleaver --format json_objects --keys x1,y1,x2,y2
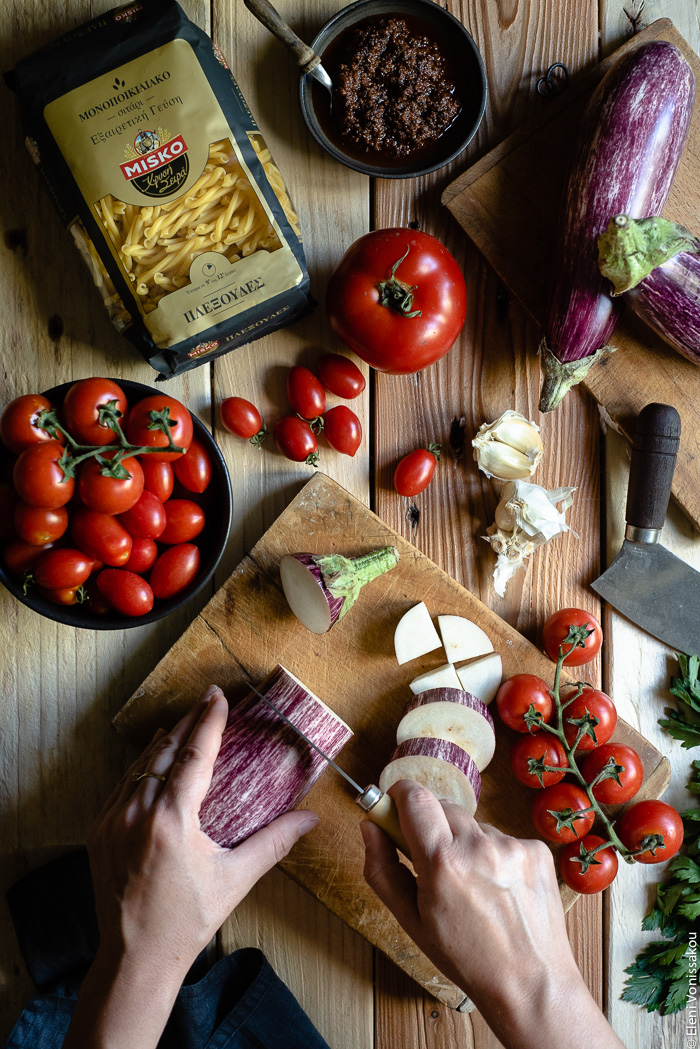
[{"x1": 591, "y1": 403, "x2": 700, "y2": 655}]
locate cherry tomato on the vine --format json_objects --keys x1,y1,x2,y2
[
  {"x1": 286, "y1": 366, "x2": 326, "y2": 420},
  {"x1": 323, "y1": 405, "x2": 362, "y2": 457},
  {"x1": 140, "y1": 458, "x2": 174, "y2": 503},
  {"x1": 542, "y1": 608, "x2": 603, "y2": 666},
  {"x1": 616, "y1": 800, "x2": 684, "y2": 864},
  {"x1": 1, "y1": 394, "x2": 61, "y2": 455},
  {"x1": 34, "y1": 548, "x2": 93, "y2": 590},
  {"x1": 530, "y1": 782, "x2": 595, "y2": 844},
  {"x1": 220, "y1": 398, "x2": 266, "y2": 443},
  {"x1": 159, "y1": 499, "x2": 205, "y2": 545},
  {"x1": 97, "y1": 569, "x2": 154, "y2": 617},
  {"x1": 70, "y1": 508, "x2": 133, "y2": 567},
  {"x1": 14, "y1": 502, "x2": 68, "y2": 546},
  {"x1": 581, "y1": 743, "x2": 644, "y2": 805},
  {"x1": 274, "y1": 416, "x2": 319, "y2": 465},
  {"x1": 394, "y1": 445, "x2": 441, "y2": 497},
  {"x1": 61, "y1": 378, "x2": 127, "y2": 446},
  {"x1": 559, "y1": 834, "x2": 619, "y2": 894},
  {"x1": 496, "y1": 674, "x2": 554, "y2": 733},
  {"x1": 509, "y1": 733, "x2": 568, "y2": 789},
  {"x1": 316, "y1": 354, "x2": 365, "y2": 399},
  {"x1": 78, "y1": 455, "x2": 144, "y2": 515},
  {"x1": 13, "y1": 441, "x2": 74, "y2": 508},
  {"x1": 172, "y1": 437, "x2": 212, "y2": 493},
  {"x1": 562, "y1": 687, "x2": 617, "y2": 752},
  {"x1": 150, "y1": 544, "x2": 200, "y2": 600},
  {"x1": 125, "y1": 395, "x2": 193, "y2": 461}
]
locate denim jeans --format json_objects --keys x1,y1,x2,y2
[{"x1": 4, "y1": 850, "x2": 330, "y2": 1049}]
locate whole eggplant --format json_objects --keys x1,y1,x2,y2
[
  {"x1": 598, "y1": 214, "x2": 700, "y2": 366},
  {"x1": 539, "y1": 41, "x2": 695, "y2": 412}
]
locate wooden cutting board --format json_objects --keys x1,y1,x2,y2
[
  {"x1": 114, "y1": 473, "x2": 670, "y2": 1010},
  {"x1": 442, "y1": 19, "x2": 700, "y2": 530}
]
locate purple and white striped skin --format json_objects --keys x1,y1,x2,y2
[
  {"x1": 397, "y1": 688, "x2": 496, "y2": 771},
  {"x1": 539, "y1": 41, "x2": 695, "y2": 411},
  {"x1": 625, "y1": 250, "x2": 700, "y2": 366},
  {"x1": 379, "y1": 737, "x2": 482, "y2": 816},
  {"x1": 280, "y1": 553, "x2": 344, "y2": 634},
  {"x1": 199, "y1": 664, "x2": 352, "y2": 848}
]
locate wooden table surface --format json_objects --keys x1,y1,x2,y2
[{"x1": 1, "y1": 2, "x2": 698, "y2": 1047}]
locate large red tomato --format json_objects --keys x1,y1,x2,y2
[
  {"x1": 78, "y1": 455, "x2": 144, "y2": 515},
  {"x1": 326, "y1": 229, "x2": 466, "y2": 374}
]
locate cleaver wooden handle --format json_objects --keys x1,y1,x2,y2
[{"x1": 626, "y1": 403, "x2": 681, "y2": 533}]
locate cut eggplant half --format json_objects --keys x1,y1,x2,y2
[
  {"x1": 280, "y1": 547, "x2": 399, "y2": 634},
  {"x1": 455, "y1": 652, "x2": 503, "y2": 705},
  {"x1": 394, "y1": 601, "x2": 442, "y2": 664},
  {"x1": 438, "y1": 614, "x2": 494, "y2": 664},
  {"x1": 397, "y1": 688, "x2": 496, "y2": 771},
  {"x1": 409, "y1": 662, "x2": 462, "y2": 695},
  {"x1": 379, "y1": 737, "x2": 481, "y2": 815}
]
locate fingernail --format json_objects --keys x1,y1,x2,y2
[
  {"x1": 203, "y1": 684, "x2": 223, "y2": 703},
  {"x1": 298, "y1": 814, "x2": 320, "y2": 836},
  {"x1": 359, "y1": 820, "x2": 372, "y2": 845},
  {"x1": 150, "y1": 727, "x2": 166, "y2": 744}
]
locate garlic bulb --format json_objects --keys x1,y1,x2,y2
[
  {"x1": 473, "y1": 410, "x2": 543, "y2": 480},
  {"x1": 483, "y1": 526, "x2": 539, "y2": 597}
]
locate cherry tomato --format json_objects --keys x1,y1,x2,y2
[
  {"x1": 159, "y1": 499, "x2": 205, "y2": 544},
  {"x1": 274, "y1": 416, "x2": 319, "y2": 465},
  {"x1": 562, "y1": 687, "x2": 617, "y2": 752},
  {"x1": 509, "y1": 734, "x2": 568, "y2": 789},
  {"x1": 123, "y1": 538, "x2": 158, "y2": 574},
  {"x1": 125, "y1": 395, "x2": 193, "y2": 461},
  {"x1": 3, "y1": 539, "x2": 55, "y2": 575},
  {"x1": 117, "y1": 490, "x2": 166, "y2": 540},
  {"x1": 542, "y1": 608, "x2": 603, "y2": 666},
  {"x1": 286, "y1": 366, "x2": 326, "y2": 420},
  {"x1": 1, "y1": 394, "x2": 61, "y2": 455},
  {"x1": 14, "y1": 502, "x2": 68, "y2": 546},
  {"x1": 83, "y1": 576, "x2": 112, "y2": 615},
  {"x1": 13, "y1": 441, "x2": 74, "y2": 508},
  {"x1": 495, "y1": 674, "x2": 553, "y2": 733},
  {"x1": 97, "y1": 569, "x2": 154, "y2": 617},
  {"x1": 34, "y1": 548, "x2": 93, "y2": 590},
  {"x1": 581, "y1": 743, "x2": 644, "y2": 805},
  {"x1": 70, "y1": 508, "x2": 133, "y2": 567},
  {"x1": 616, "y1": 800, "x2": 684, "y2": 864},
  {"x1": 78, "y1": 455, "x2": 144, "y2": 515},
  {"x1": 172, "y1": 437, "x2": 212, "y2": 493},
  {"x1": 150, "y1": 544, "x2": 200, "y2": 599},
  {"x1": 323, "y1": 405, "x2": 362, "y2": 457},
  {"x1": 394, "y1": 445, "x2": 440, "y2": 496},
  {"x1": 316, "y1": 354, "x2": 366, "y2": 399},
  {"x1": 61, "y1": 378, "x2": 127, "y2": 445},
  {"x1": 559, "y1": 834, "x2": 619, "y2": 894},
  {"x1": 141, "y1": 458, "x2": 174, "y2": 503},
  {"x1": 37, "y1": 585, "x2": 83, "y2": 606},
  {"x1": 0, "y1": 482, "x2": 20, "y2": 541},
  {"x1": 220, "y1": 397, "x2": 266, "y2": 442},
  {"x1": 530, "y1": 783, "x2": 595, "y2": 844},
  {"x1": 327, "y1": 229, "x2": 466, "y2": 374}
]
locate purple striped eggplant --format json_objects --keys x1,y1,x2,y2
[
  {"x1": 598, "y1": 214, "x2": 700, "y2": 366},
  {"x1": 539, "y1": 41, "x2": 695, "y2": 412}
]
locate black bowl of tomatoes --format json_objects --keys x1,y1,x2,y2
[{"x1": 0, "y1": 378, "x2": 232, "y2": 629}]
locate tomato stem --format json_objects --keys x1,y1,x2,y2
[{"x1": 376, "y1": 247, "x2": 423, "y2": 319}]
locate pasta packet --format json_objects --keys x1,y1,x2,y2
[{"x1": 8, "y1": 0, "x2": 312, "y2": 378}]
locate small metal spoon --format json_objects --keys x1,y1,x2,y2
[{"x1": 243, "y1": 0, "x2": 333, "y2": 95}]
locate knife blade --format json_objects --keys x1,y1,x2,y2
[
  {"x1": 249, "y1": 682, "x2": 410, "y2": 857},
  {"x1": 591, "y1": 403, "x2": 700, "y2": 654}
]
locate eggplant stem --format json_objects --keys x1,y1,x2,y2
[
  {"x1": 316, "y1": 546, "x2": 400, "y2": 621},
  {"x1": 538, "y1": 340, "x2": 616, "y2": 413}
]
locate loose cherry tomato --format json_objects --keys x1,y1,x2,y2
[
  {"x1": 78, "y1": 455, "x2": 144, "y2": 515},
  {"x1": 150, "y1": 544, "x2": 200, "y2": 599},
  {"x1": 14, "y1": 502, "x2": 68, "y2": 546},
  {"x1": 323, "y1": 405, "x2": 362, "y2": 456},
  {"x1": 530, "y1": 782, "x2": 595, "y2": 843},
  {"x1": 70, "y1": 508, "x2": 133, "y2": 567},
  {"x1": 326, "y1": 228, "x2": 467, "y2": 373},
  {"x1": 61, "y1": 378, "x2": 127, "y2": 445},
  {"x1": 1, "y1": 394, "x2": 61, "y2": 455},
  {"x1": 562, "y1": 687, "x2": 617, "y2": 752},
  {"x1": 316, "y1": 354, "x2": 366, "y2": 399},
  {"x1": 509, "y1": 734, "x2": 568, "y2": 788},
  {"x1": 542, "y1": 608, "x2": 603, "y2": 666},
  {"x1": 220, "y1": 397, "x2": 266, "y2": 443},
  {"x1": 34, "y1": 548, "x2": 92, "y2": 590},
  {"x1": 0, "y1": 482, "x2": 20, "y2": 541},
  {"x1": 37, "y1": 585, "x2": 84, "y2": 606},
  {"x1": 286, "y1": 366, "x2": 326, "y2": 420},
  {"x1": 581, "y1": 743, "x2": 644, "y2": 805},
  {"x1": 123, "y1": 538, "x2": 158, "y2": 574},
  {"x1": 159, "y1": 499, "x2": 205, "y2": 544},
  {"x1": 117, "y1": 490, "x2": 166, "y2": 540},
  {"x1": 559, "y1": 834, "x2": 619, "y2": 894},
  {"x1": 97, "y1": 569, "x2": 154, "y2": 617},
  {"x1": 125, "y1": 395, "x2": 193, "y2": 461},
  {"x1": 3, "y1": 539, "x2": 55, "y2": 575},
  {"x1": 13, "y1": 441, "x2": 74, "y2": 508},
  {"x1": 141, "y1": 458, "x2": 174, "y2": 503},
  {"x1": 616, "y1": 800, "x2": 684, "y2": 864},
  {"x1": 394, "y1": 445, "x2": 440, "y2": 496},
  {"x1": 172, "y1": 437, "x2": 212, "y2": 493},
  {"x1": 274, "y1": 416, "x2": 319, "y2": 465},
  {"x1": 495, "y1": 674, "x2": 554, "y2": 733}
]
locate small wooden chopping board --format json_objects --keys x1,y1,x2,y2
[
  {"x1": 114, "y1": 473, "x2": 670, "y2": 1010},
  {"x1": 442, "y1": 19, "x2": 700, "y2": 530}
]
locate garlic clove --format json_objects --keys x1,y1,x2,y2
[
  {"x1": 477, "y1": 442, "x2": 535, "y2": 481},
  {"x1": 473, "y1": 410, "x2": 543, "y2": 480}
]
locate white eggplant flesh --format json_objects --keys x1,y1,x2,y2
[
  {"x1": 397, "y1": 688, "x2": 496, "y2": 772},
  {"x1": 280, "y1": 553, "x2": 341, "y2": 633},
  {"x1": 409, "y1": 662, "x2": 463, "y2": 695},
  {"x1": 455, "y1": 653, "x2": 503, "y2": 705},
  {"x1": 394, "y1": 602, "x2": 442, "y2": 664},
  {"x1": 379, "y1": 737, "x2": 481, "y2": 815},
  {"x1": 438, "y1": 614, "x2": 494, "y2": 664}
]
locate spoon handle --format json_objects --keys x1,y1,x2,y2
[{"x1": 243, "y1": 0, "x2": 321, "y2": 75}]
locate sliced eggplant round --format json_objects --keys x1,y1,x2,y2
[
  {"x1": 379, "y1": 737, "x2": 482, "y2": 816},
  {"x1": 397, "y1": 688, "x2": 495, "y2": 771}
]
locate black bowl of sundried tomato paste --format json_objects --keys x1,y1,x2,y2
[{"x1": 300, "y1": 0, "x2": 486, "y2": 178}]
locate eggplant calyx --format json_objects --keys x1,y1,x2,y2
[
  {"x1": 377, "y1": 247, "x2": 423, "y2": 318},
  {"x1": 598, "y1": 215, "x2": 700, "y2": 296},
  {"x1": 316, "y1": 545, "x2": 400, "y2": 621},
  {"x1": 538, "y1": 340, "x2": 616, "y2": 413}
]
